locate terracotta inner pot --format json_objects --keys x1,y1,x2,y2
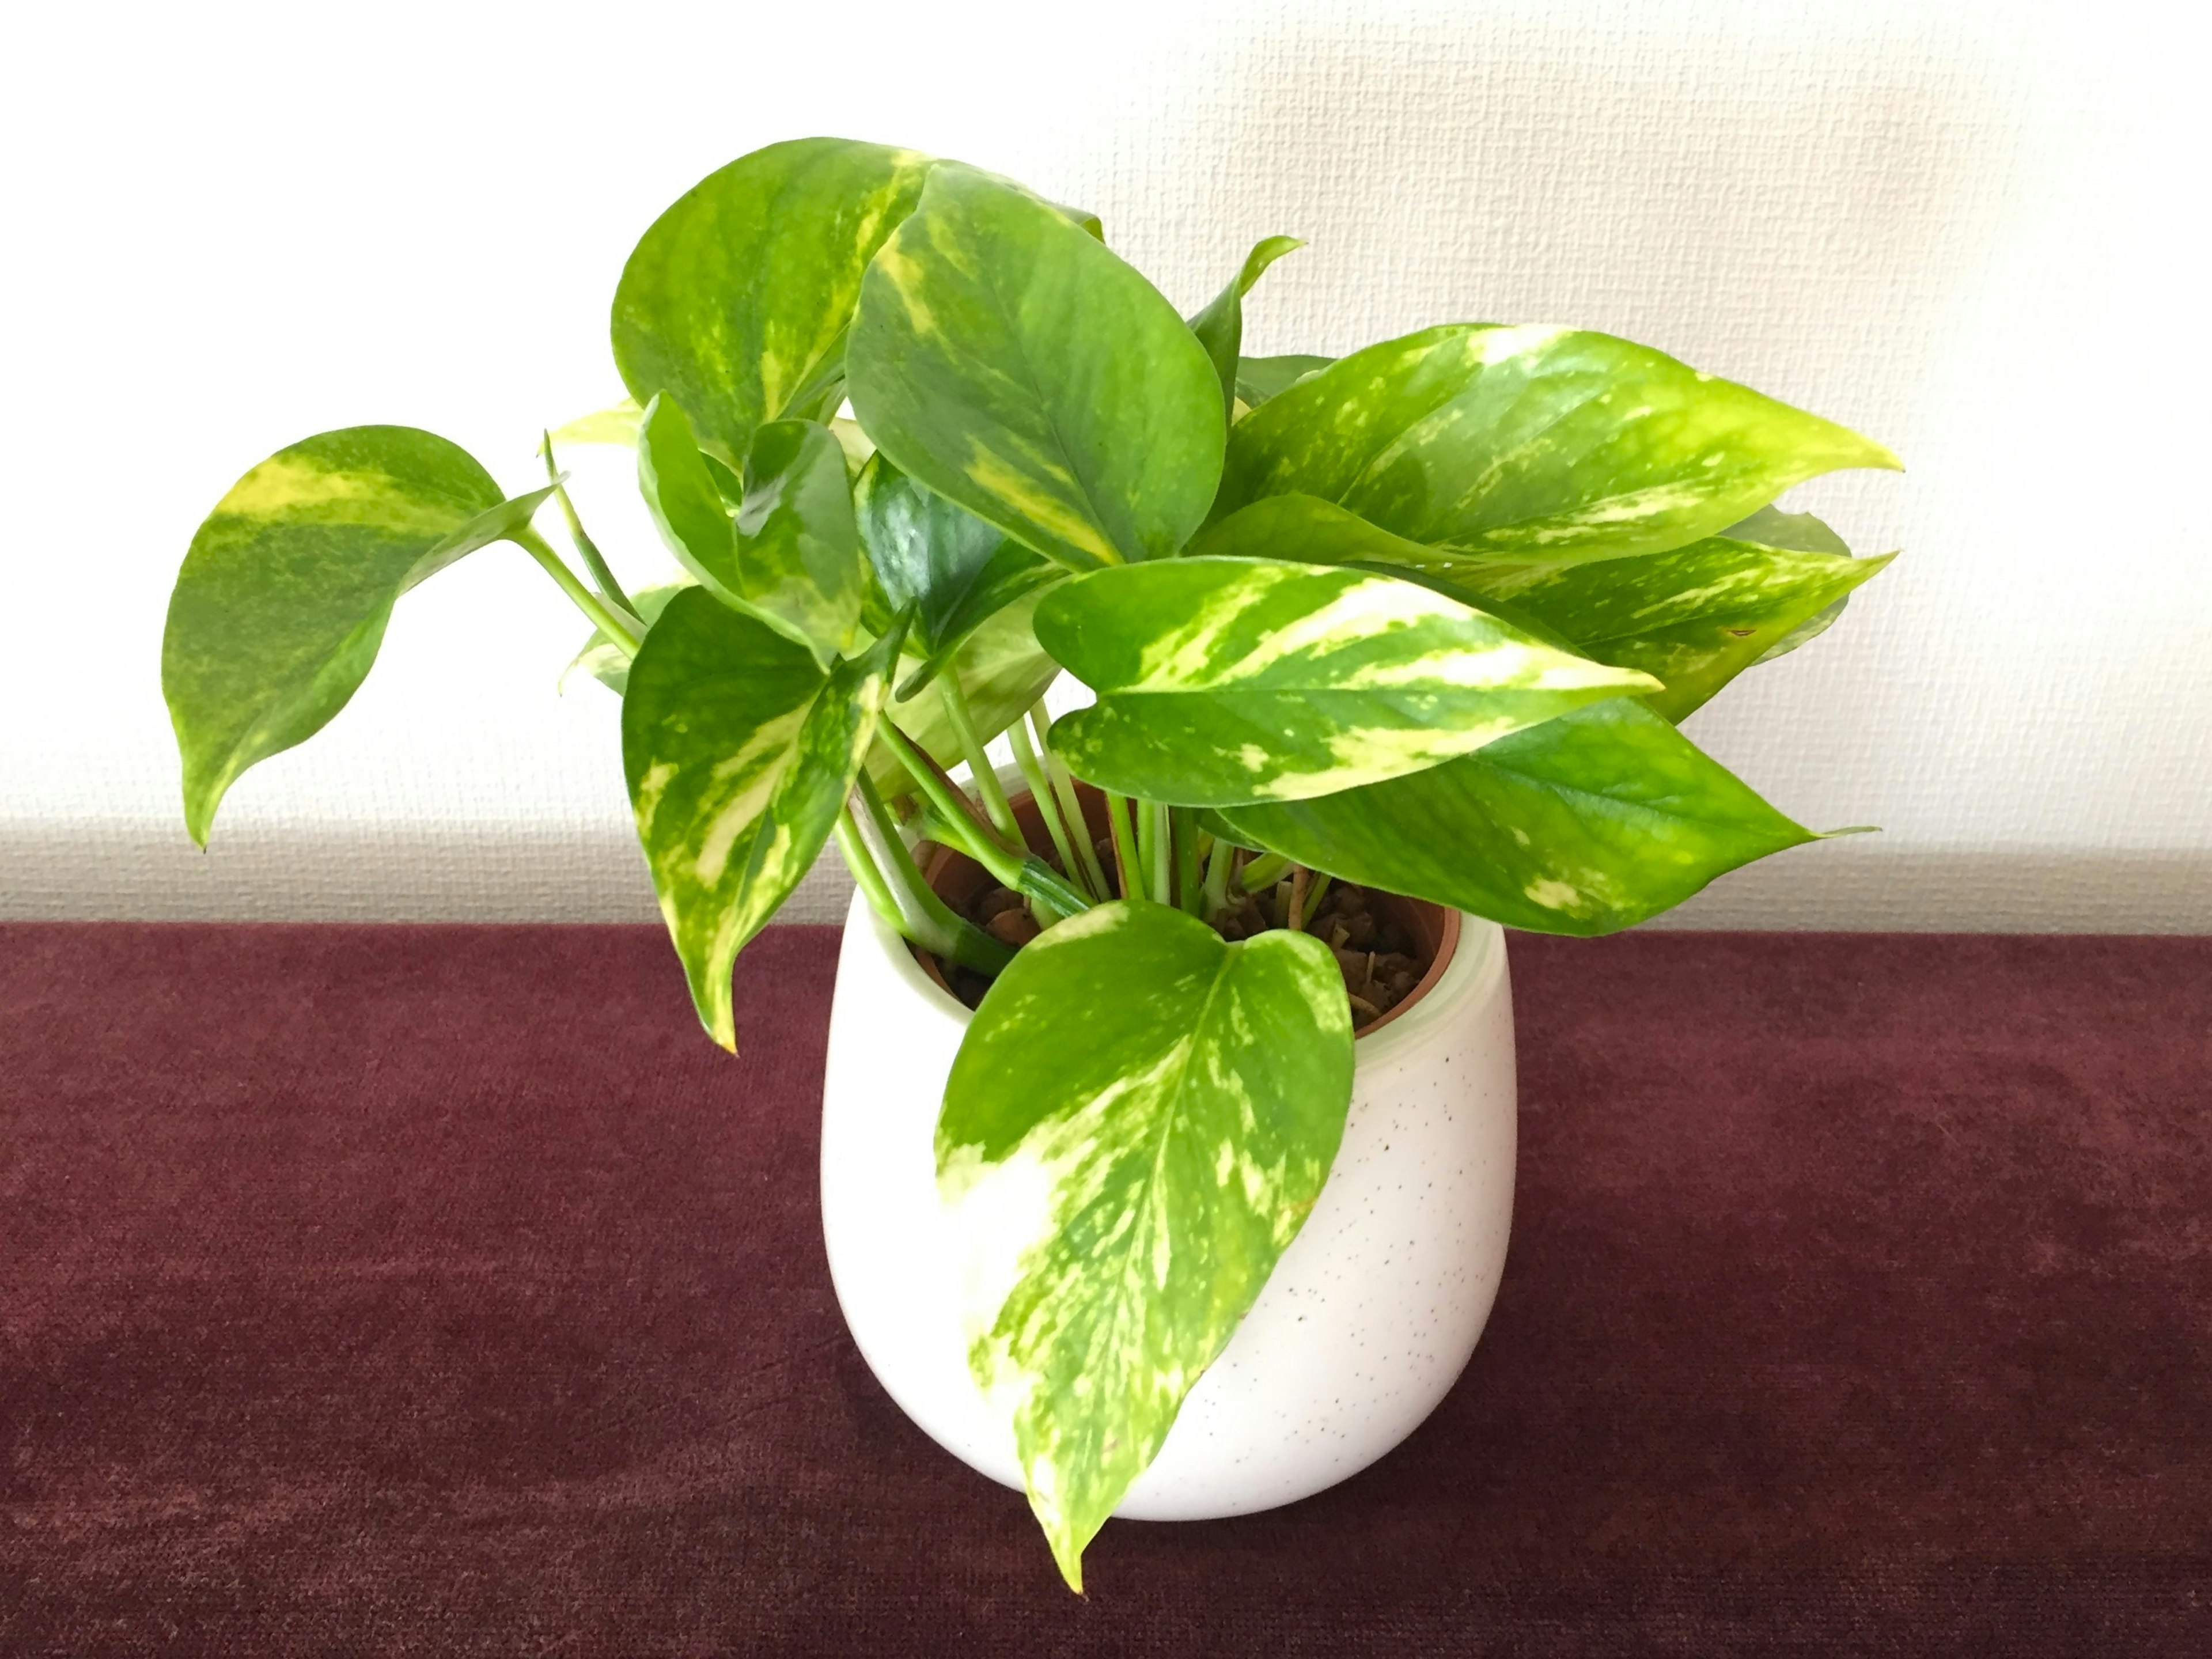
[{"x1": 910, "y1": 781, "x2": 1459, "y2": 1037}]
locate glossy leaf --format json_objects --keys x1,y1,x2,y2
[
  {"x1": 1036, "y1": 557, "x2": 1656, "y2": 805},
  {"x1": 1217, "y1": 323, "x2": 1899, "y2": 558},
  {"x1": 623, "y1": 589, "x2": 901, "y2": 1050},
  {"x1": 1187, "y1": 236, "x2": 1304, "y2": 418},
  {"x1": 939, "y1": 900, "x2": 1353, "y2": 1589},
  {"x1": 1459, "y1": 535, "x2": 1895, "y2": 721},
  {"x1": 1723, "y1": 505, "x2": 1859, "y2": 665},
  {"x1": 164, "y1": 426, "x2": 546, "y2": 844},
  {"x1": 637, "y1": 396, "x2": 865, "y2": 664},
  {"x1": 562, "y1": 580, "x2": 692, "y2": 695},
  {"x1": 1189, "y1": 491, "x2": 1463, "y2": 570},
  {"x1": 847, "y1": 164, "x2": 1224, "y2": 570},
  {"x1": 854, "y1": 450, "x2": 1058, "y2": 695},
  {"x1": 1235, "y1": 353, "x2": 1331, "y2": 409},
  {"x1": 612, "y1": 138, "x2": 937, "y2": 463},
  {"x1": 867, "y1": 585, "x2": 1061, "y2": 789},
  {"x1": 1211, "y1": 697, "x2": 1817, "y2": 934}
]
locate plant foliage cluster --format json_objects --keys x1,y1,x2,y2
[{"x1": 162, "y1": 138, "x2": 1899, "y2": 1589}]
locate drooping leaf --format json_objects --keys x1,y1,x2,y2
[
  {"x1": 938, "y1": 900, "x2": 1354, "y2": 1589},
  {"x1": 562, "y1": 579, "x2": 692, "y2": 695},
  {"x1": 1453, "y1": 535, "x2": 1895, "y2": 721},
  {"x1": 1210, "y1": 697, "x2": 1818, "y2": 934},
  {"x1": 623, "y1": 589, "x2": 902, "y2": 1050},
  {"x1": 854, "y1": 450, "x2": 1058, "y2": 696},
  {"x1": 612, "y1": 138, "x2": 937, "y2": 463},
  {"x1": 636, "y1": 396, "x2": 865, "y2": 664},
  {"x1": 867, "y1": 584, "x2": 1062, "y2": 789},
  {"x1": 1187, "y1": 236, "x2": 1305, "y2": 418},
  {"x1": 1036, "y1": 557, "x2": 1656, "y2": 806},
  {"x1": 846, "y1": 164, "x2": 1225, "y2": 570},
  {"x1": 1234, "y1": 353, "x2": 1332, "y2": 409},
  {"x1": 164, "y1": 427, "x2": 550, "y2": 844},
  {"x1": 1216, "y1": 323, "x2": 1900, "y2": 559}
]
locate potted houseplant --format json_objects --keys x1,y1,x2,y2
[{"x1": 161, "y1": 137, "x2": 1899, "y2": 1591}]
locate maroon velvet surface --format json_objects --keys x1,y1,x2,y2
[{"x1": 3, "y1": 923, "x2": 2209, "y2": 1655}]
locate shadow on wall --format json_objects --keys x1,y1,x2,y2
[{"x1": 6, "y1": 822, "x2": 2207, "y2": 934}]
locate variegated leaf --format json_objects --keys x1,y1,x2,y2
[
  {"x1": 1187, "y1": 236, "x2": 1305, "y2": 419},
  {"x1": 866, "y1": 584, "x2": 1062, "y2": 790},
  {"x1": 939, "y1": 901, "x2": 1354, "y2": 1590},
  {"x1": 1035, "y1": 557, "x2": 1657, "y2": 806},
  {"x1": 612, "y1": 138, "x2": 937, "y2": 463},
  {"x1": 623, "y1": 589, "x2": 901, "y2": 1051},
  {"x1": 561, "y1": 580, "x2": 692, "y2": 695},
  {"x1": 164, "y1": 426, "x2": 551, "y2": 844},
  {"x1": 1211, "y1": 696, "x2": 1818, "y2": 933},
  {"x1": 1216, "y1": 323, "x2": 1899, "y2": 558},
  {"x1": 846, "y1": 164, "x2": 1224, "y2": 570},
  {"x1": 855, "y1": 450, "x2": 1058, "y2": 696},
  {"x1": 1234, "y1": 353, "x2": 1332, "y2": 411},
  {"x1": 1723, "y1": 505, "x2": 1860, "y2": 665},
  {"x1": 637, "y1": 395, "x2": 866, "y2": 665}
]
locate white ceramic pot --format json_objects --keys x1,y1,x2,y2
[{"x1": 819, "y1": 865, "x2": 1517, "y2": 1521}]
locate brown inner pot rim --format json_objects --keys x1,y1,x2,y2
[{"x1": 909, "y1": 782, "x2": 1460, "y2": 1039}]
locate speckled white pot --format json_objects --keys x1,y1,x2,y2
[{"x1": 819, "y1": 884, "x2": 1517, "y2": 1520}]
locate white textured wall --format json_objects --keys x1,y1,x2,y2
[{"x1": 4, "y1": 0, "x2": 2206, "y2": 929}]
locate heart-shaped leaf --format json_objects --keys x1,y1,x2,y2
[
  {"x1": 1217, "y1": 323, "x2": 1899, "y2": 558},
  {"x1": 1234, "y1": 353, "x2": 1332, "y2": 410},
  {"x1": 164, "y1": 426, "x2": 550, "y2": 844},
  {"x1": 1187, "y1": 236, "x2": 1304, "y2": 419},
  {"x1": 623, "y1": 589, "x2": 902, "y2": 1050},
  {"x1": 854, "y1": 450, "x2": 1058, "y2": 696},
  {"x1": 1210, "y1": 696, "x2": 1819, "y2": 933},
  {"x1": 612, "y1": 138, "x2": 937, "y2": 463},
  {"x1": 940, "y1": 900, "x2": 1354, "y2": 1590},
  {"x1": 847, "y1": 164, "x2": 1224, "y2": 570},
  {"x1": 1036, "y1": 557, "x2": 1656, "y2": 805},
  {"x1": 637, "y1": 396, "x2": 865, "y2": 665}
]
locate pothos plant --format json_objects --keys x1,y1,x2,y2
[{"x1": 163, "y1": 137, "x2": 1899, "y2": 1589}]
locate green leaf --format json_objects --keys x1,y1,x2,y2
[
  {"x1": 562, "y1": 580, "x2": 692, "y2": 695},
  {"x1": 1035, "y1": 557, "x2": 1656, "y2": 806},
  {"x1": 637, "y1": 395, "x2": 865, "y2": 664},
  {"x1": 622, "y1": 588, "x2": 902, "y2": 1051},
  {"x1": 854, "y1": 450, "x2": 1058, "y2": 696},
  {"x1": 1189, "y1": 491, "x2": 1464, "y2": 571},
  {"x1": 1187, "y1": 236, "x2": 1304, "y2": 418},
  {"x1": 846, "y1": 164, "x2": 1225, "y2": 570},
  {"x1": 1456, "y1": 534, "x2": 1895, "y2": 721},
  {"x1": 548, "y1": 397, "x2": 642, "y2": 447},
  {"x1": 867, "y1": 584, "x2": 1062, "y2": 789},
  {"x1": 1234, "y1": 353, "x2": 1332, "y2": 410},
  {"x1": 938, "y1": 900, "x2": 1354, "y2": 1590},
  {"x1": 612, "y1": 138, "x2": 937, "y2": 463},
  {"x1": 1217, "y1": 323, "x2": 1900, "y2": 558},
  {"x1": 1721, "y1": 506, "x2": 1862, "y2": 665},
  {"x1": 1211, "y1": 697, "x2": 1817, "y2": 934},
  {"x1": 164, "y1": 426, "x2": 546, "y2": 844}
]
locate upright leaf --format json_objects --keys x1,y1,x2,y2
[
  {"x1": 1234, "y1": 354, "x2": 1332, "y2": 410},
  {"x1": 637, "y1": 396, "x2": 865, "y2": 664},
  {"x1": 854, "y1": 450, "x2": 1058, "y2": 696},
  {"x1": 1217, "y1": 323, "x2": 1899, "y2": 558},
  {"x1": 1211, "y1": 698, "x2": 1819, "y2": 933},
  {"x1": 847, "y1": 164, "x2": 1225, "y2": 570},
  {"x1": 1187, "y1": 236, "x2": 1304, "y2": 418},
  {"x1": 612, "y1": 138, "x2": 937, "y2": 463},
  {"x1": 1036, "y1": 558, "x2": 1656, "y2": 805},
  {"x1": 940, "y1": 902, "x2": 1354, "y2": 1589},
  {"x1": 164, "y1": 427, "x2": 548, "y2": 844},
  {"x1": 623, "y1": 589, "x2": 902, "y2": 1050}
]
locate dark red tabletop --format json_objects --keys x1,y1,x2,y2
[{"x1": 4, "y1": 922, "x2": 2209, "y2": 1656}]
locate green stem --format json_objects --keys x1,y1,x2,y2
[
  {"x1": 936, "y1": 672, "x2": 1019, "y2": 841},
  {"x1": 513, "y1": 526, "x2": 642, "y2": 657},
  {"x1": 1008, "y1": 715, "x2": 1092, "y2": 901},
  {"x1": 850, "y1": 775, "x2": 1013, "y2": 974},
  {"x1": 539, "y1": 431, "x2": 638, "y2": 621},
  {"x1": 1240, "y1": 850, "x2": 1293, "y2": 894},
  {"x1": 1133, "y1": 799, "x2": 1159, "y2": 902},
  {"x1": 1104, "y1": 790, "x2": 1140, "y2": 902},
  {"x1": 881, "y1": 724, "x2": 1088, "y2": 921},
  {"x1": 1172, "y1": 808, "x2": 1203, "y2": 915},
  {"x1": 1035, "y1": 707, "x2": 1111, "y2": 900},
  {"x1": 1149, "y1": 801, "x2": 1172, "y2": 907},
  {"x1": 1201, "y1": 833, "x2": 1235, "y2": 921},
  {"x1": 834, "y1": 809, "x2": 903, "y2": 934},
  {"x1": 1300, "y1": 872, "x2": 1333, "y2": 930}
]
